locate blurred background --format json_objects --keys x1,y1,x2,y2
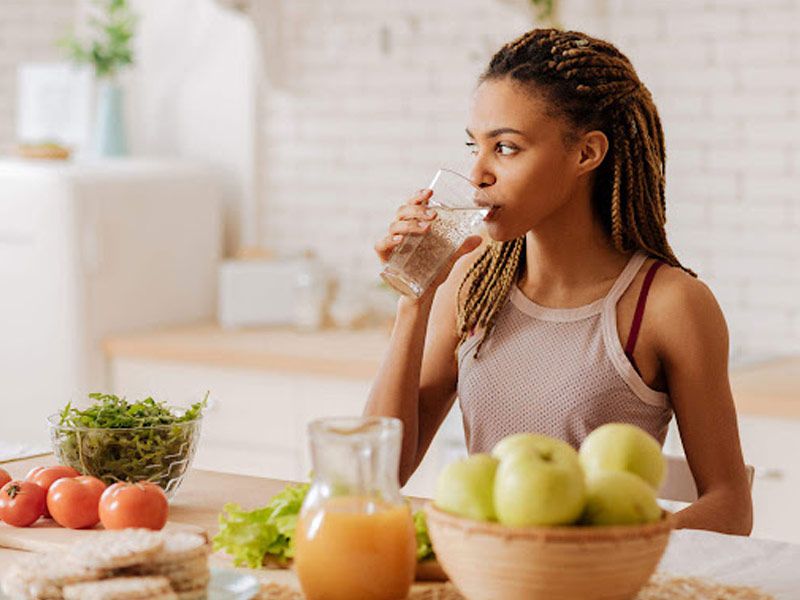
[{"x1": 0, "y1": 0, "x2": 798, "y2": 540}]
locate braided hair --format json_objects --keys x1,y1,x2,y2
[{"x1": 458, "y1": 29, "x2": 692, "y2": 358}]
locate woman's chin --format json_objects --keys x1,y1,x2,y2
[{"x1": 485, "y1": 222, "x2": 525, "y2": 243}]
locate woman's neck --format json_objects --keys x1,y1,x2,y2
[{"x1": 519, "y1": 192, "x2": 630, "y2": 307}]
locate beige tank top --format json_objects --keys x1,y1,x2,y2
[{"x1": 457, "y1": 252, "x2": 672, "y2": 453}]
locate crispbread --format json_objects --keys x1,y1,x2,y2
[
  {"x1": 0, "y1": 552, "x2": 104, "y2": 600},
  {"x1": 3, "y1": 531, "x2": 212, "y2": 600},
  {"x1": 117, "y1": 532, "x2": 210, "y2": 592},
  {"x1": 144, "y1": 568, "x2": 208, "y2": 592},
  {"x1": 124, "y1": 555, "x2": 208, "y2": 577},
  {"x1": 174, "y1": 587, "x2": 208, "y2": 600},
  {"x1": 62, "y1": 576, "x2": 176, "y2": 600},
  {"x1": 170, "y1": 570, "x2": 211, "y2": 592},
  {"x1": 151, "y1": 532, "x2": 209, "y2": 564},
  {"x1": 69, "y1": 530, "x2": 164, "y2": 570}
]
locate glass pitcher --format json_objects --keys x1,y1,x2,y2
[{"x1": 294, "y1": 417, "x2": 416, "y2": 600}]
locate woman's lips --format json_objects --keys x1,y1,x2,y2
[{"x1": 483, "y1": 206, "x2": 502, "y2": 222}]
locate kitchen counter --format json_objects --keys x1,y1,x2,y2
[
  {"x1": 104, "y1": 324, "x2": 799, "y2": 418},
  {"x1": 729, "y1": 356, "x2": 800, "y2": 420},
  {"x1": 104, "y1": 323, "x2": 390, "y2": 381}
]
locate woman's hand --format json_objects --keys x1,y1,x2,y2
[
  {"x1": 375, "y1": 189, "x2": 483, "y2": 302},
  {"x1": 374, "y1": 189, "x2": 437, "y2": 263}
]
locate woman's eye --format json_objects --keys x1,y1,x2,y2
[
  {"x1": 465, "y1": 141, "x2": 478, "y2": 156},
  {"x1": 496, "y1": 142, "x2": 517, "y2": 156}
]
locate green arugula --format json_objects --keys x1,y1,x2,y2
[{"x1": 52, "y1": 392, "x2": 206, "y2": 488}]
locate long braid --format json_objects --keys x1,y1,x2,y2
[{"x1": 458, "y1": 28, "x2": 693, "y2": 357}]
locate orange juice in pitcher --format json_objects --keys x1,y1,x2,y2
[
  {"x1": 294, "y1": 418, "x2": 416, "y2": 600},
  {"x1": 295, "y1": 496, "x2": 416, "y2": 600}
]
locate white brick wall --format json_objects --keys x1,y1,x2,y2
[
  {"x1": 0, "y1": 0, "x2": 78, "y2": 150},
  {"x1": 2, "y1": 1, "x2": 798, "y2": 362},
  {"x1": 257, "y1": 0, "x2": 800, "y2": 363},
  {"x1": 603, "y1": 1, "x2": 800, "y2": 362}
]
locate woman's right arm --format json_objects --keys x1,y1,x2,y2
[
  {"x1": 364, "y1": 293, "x2": 439, "y2": 486},
  {"x1": 364, "y1": 189, "x2": 482, "y2": 485}
]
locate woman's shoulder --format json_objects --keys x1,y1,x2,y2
[
  {"x1": 647, "y1": 261, "x2": 719, "y2": 313},
  {"x1": 645, "y1": 260, "x2": 728, "y2": 353}
]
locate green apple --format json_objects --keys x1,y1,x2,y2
[
  {"x1": 581, "y1": 470, "x2": 662, "y2": 526},
  {"x1": 492, "y1": 432, "x2": 580, "y2": 469},
  {"x1": 434, "y1": 453, "x2": 498, "y2": 521},
  {"x1": 579, "y1": 423, "x2": 665, "y2": 489},
  {"x1": 493, "y1": 444, "x2": 586, "y2": 526}
]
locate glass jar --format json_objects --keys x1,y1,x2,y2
[
  {"x1": 293, "y1": 251, "x2": 328, "y2": 332},
  {"x1": 294, "y1": 417, "x2": 416, "y2": 600}
]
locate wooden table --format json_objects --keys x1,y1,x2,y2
[
  {"x1": 0, "y1": 455, "x2": 429, "y2": 593},
  {"x1": 0, "y1": 455, "x2": 299, "y2": 585},
  {"x1": 4, "y1": 456, "x2": 800, "y2": 599}
]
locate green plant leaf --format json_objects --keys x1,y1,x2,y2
[{"x1": 58, "y1": 0, "x2": 137, "y2": 78}]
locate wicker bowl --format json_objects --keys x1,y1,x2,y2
[{"x1": 424, "y1": 503, "x2": 673, "y2": 600}]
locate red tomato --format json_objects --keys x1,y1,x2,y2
[
  {"x1": 47, "y1": 476, "x2": 106, "y2": 529},
  {"x1": 0, "y1": 481, "x2": 46, "y2": 527},
  {"x1": 0, "y1": 468, "x2": 10, "y2": 489},
  {"x1": 99, "y1": 482, "x2": 169, "y2": 531},
  {"x1": 25, "y1": 465, "x2": 81, "y2": 518}
]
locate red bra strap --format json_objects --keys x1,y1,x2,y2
[{"x1": 625, "y1": 260, "x2": 664, "y2": 362}]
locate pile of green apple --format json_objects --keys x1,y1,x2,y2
[{"x1": 434, "y1": 423, "x2": 666, "y2": 527}]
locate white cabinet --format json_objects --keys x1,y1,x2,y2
[
  {"x1": 665, "y1": 416, "x2": 800, "y2": 544},
  {"x1": 737, "y1": 415, "x2": 800, "y2": 544},
  {"x1": 109, "y1": 355, "x2": 457, "y2": 498},
  {"x1": 0, "y1": 159, "x2": 222, "y2": 448}
]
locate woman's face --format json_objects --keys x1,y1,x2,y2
[{"x1": 466, "y1": 78, "x2": 587, "y2": 242}]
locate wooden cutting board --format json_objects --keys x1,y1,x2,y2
[{"x1": 0, "y1": 519, "x2": 204, "y2": 554}]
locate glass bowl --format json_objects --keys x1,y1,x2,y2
[{"x1": 47, "y1": 412, "x2": 202, "y2": 500}]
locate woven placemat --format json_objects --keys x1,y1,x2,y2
[
  {"x1": 637, "y1": 573, "x2": 775, "y2": 599},
  {"x1": 254, "y1": 572, "x2": 775, "y2": 600},
  {"x1": 256, "y1": 582, "x2": 462, "y2": 599}
]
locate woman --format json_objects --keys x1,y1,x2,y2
[{"x1": 366, "y1": 29, "x2": 752, "y2": 535}]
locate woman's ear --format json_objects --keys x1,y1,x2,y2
[{"x1": 576, "y1": 130, "x2": 609, "y2": 175}]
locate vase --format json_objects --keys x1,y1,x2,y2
[{"x1": 94, "y1": 79, "x2": 127, "y2": 157}]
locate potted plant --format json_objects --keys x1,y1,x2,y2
[{"x1": 60, "y1": 0, "x2": 137, "y2": 157}]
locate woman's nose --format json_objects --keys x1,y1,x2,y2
[{"x1": 469, "y1": 159, "x2": 496, "y2": 189}]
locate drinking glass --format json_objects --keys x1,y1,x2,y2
[{"x1": 380, "y1": 169, "x2": 489, "y2": 298}]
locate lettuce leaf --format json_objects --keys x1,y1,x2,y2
[
  {"x1": 212, "y1": 483, "x2": 309, "y2": 568},
  {"x1": 414, "y1": 509, "x2": 435, "y2": 562},
  {"x1": 213, "y1": 483, "x2": 436, "y2": 568}
]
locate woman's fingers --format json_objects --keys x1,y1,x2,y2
[
  {"x1": 374, "y1": 233, "x2": 408, "y2": 262},
  {"x1": 375, "y1": 189, "x2": 434, "y2": 263},
  {"x1": 389, "y1": 219, "x2": 430, "y2": 236},
  {"x1": 375, "y1": 219, "x2": 431, "y2": 262},
  {"x1": 396, "y1": 203, "x2": 437, "y2": 222},
  {"x1": 409, "y1": 188, "x2": 433, "y2": 205}
]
